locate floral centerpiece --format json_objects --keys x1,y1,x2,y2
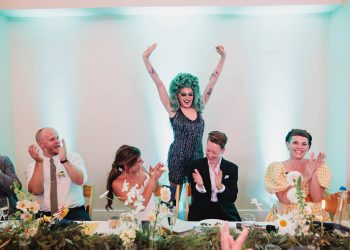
[
  {"x1": 0, "y1": 182, "x2": 71, "y2": 248},
  {"x1": 100, "y1": 166, "x2": 171, "y2": 248}
]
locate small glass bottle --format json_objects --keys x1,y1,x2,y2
[{"x1": 333, "y1": 186, "x2": 350, "y2": 227}]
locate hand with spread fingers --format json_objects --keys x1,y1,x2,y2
[
  {"x1": 215, "y1": 169, "x2": 223, "y2": 189},
  {"x1": 28, "y1": 145, "x2": 43, "y2": 163},
  {"x1": 143, "y1": 43, "x2": 157, "y2": 60},
  {"x1": 192, "y1": 169, "x2": 204, "y2": 187},
  {"x1": 221, "y1": 223, "x2": 252, "y2": 250},
  {"x1": 59, "y1": 139, "x2": 68, "y2": 162}
]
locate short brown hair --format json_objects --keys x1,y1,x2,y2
[
  {"x1": 285, "y1": 129, "x2": 312, "y2": 147},
  {"x1": 208, "y1": 131, "x2": 227, "y2": 149}
]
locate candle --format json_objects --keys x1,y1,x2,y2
[{"x1": 321, "y1": 199, "x2": 325, "y2": 237}]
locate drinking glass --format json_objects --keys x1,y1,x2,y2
[
  {"x1": 264, "y1": 244, "x2": 282, "y2": 250},
  {"x1": 167, "y1": 207, "x2": 177, "y2": 233},
  {"x1": 241, "y1": 213, "x2": 255, "y2": 228},
  {"x1": 0, "y1": 197, "x2": 9, "y2": 220},
  {"x1": 108, "y1": 215, "x2": 119, "y2": 229}
]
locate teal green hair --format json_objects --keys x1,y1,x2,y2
[{"x1": 169, "y1": 73, "x2": 204, "y2": 113}]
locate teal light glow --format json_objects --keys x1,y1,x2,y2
[
  {"x1": 34, "y1": 20, "x2": 78, "y2": 151},
  {"x1": 0, "y1": 4, "x2": 341, "y2": 18}
]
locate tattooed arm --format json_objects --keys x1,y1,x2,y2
[
  {"x1": 202, "y1": 45, "x2": 226, "y2": 105},
  {"x1": 143, "y1": 43, "x2": 174, "y2": 116}
]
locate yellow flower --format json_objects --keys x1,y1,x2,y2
[
  {"x1": 43, "y1": 215, "x2": 52, "y2": 223},
  {"x1": 147, "y1": 213, "x2": 156, "y2": 222},
  {"x1": 53, "y1": 205, "x2": 69, "y2": 220}
]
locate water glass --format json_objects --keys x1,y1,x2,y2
[
  {"x1": 108, "y1": 215, "x2": 119, "y2": 229},
  {"x1": 264, "y1": 244, "x2": 282, "y2": 250},
  {"x1": 167, "y1": 207, "x2": 177, "y2": 233},
  {"x1": 0, "y1": 197, "x2": 9, "y2": 220},
  {"x1": 241, "y1": 213, "x2": 255, "y2": 228}
]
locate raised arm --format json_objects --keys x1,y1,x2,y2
[
  {"x1": 143, "y1": 43, "x2": 174, "y2": 116},
  {"x1": 202, "y1": 45, "x2": 226, "y2": 105}
]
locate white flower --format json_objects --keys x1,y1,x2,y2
[
  {"x1": 275, "y1": 214, "x2": 297, "y2": 236},
  {"x1": 303, "y1": 205, "x2": 312, "y2": 216},
  {"x1": 286, "y1": 187, "x2": 298, "y2": 204},
  {"x1": 160, "y1": 186, "x2": 171, "y2": 203},
  {"x1": 16, "y1": 199, "x2": 30, "y2": 212},
  {"x1": 120, "y1": 228, "x2": 136, "y2": 246},
  {"x1": 128, "y1": 184, "x2": 139, "y2": 199},
  {"x1": 28, "y1": 200, "x2": 40, "y2": 214},
  {"x1": 21, "y1": 211, "x2": 32, "y2": 221},
  {"x1": 122, "y1": 180, "x2": 129, "y2": 192},
  {"x1": 99, "y1": 190, "x2": 109, "y2": 199},
  {"x1": 286, "y1": 171, "x2": 303, "y2": 186},
  {"x1": 133, "y1": 195, "x2": 145, "y2": 214}
]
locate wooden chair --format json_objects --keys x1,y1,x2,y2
[
  {"x1": 185, "y1": 182, "x2": 192, "y2": 221},
  {"x1": 83, "y1": 184, "x2": 94, "y2": 218},
  {"x1": 324, "y1": 191, "x2": 350, "y2": 215}
]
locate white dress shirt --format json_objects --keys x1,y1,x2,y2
[
  {"x1": 25, "y1": 152, "x2": 88, "y2": 212},
  {"x1": 195, "y1": 158, "x2": 225, "y2": 202}
]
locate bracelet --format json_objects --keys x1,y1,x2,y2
[{"x1": 60, "y1": 159, "x2": 69, "y2": 164}]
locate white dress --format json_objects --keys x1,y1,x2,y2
[{"x1": 135, "y1": 173, "x2": 156, "y2": 221}]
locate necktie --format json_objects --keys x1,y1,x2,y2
[{"x1": 50, "y1": 158, "x2": 58, "y2": 214}]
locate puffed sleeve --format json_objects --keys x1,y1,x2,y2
[
  {"x1": 265, "y1": 162, "x2": 289, "y2": 194},
  {"x1": 316, "y1": 163, "x2": 331, "y2": 189}
]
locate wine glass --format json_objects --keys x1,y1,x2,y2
[
  {"x1": 167, "y1": 207, "x2": 177, "y2": 233},
  {"x1": 241, "y1": 214, "x2": 256, "y2": 228},
  {"x1": 0, "y1": 197, "x2": 9, "y2": 220}
]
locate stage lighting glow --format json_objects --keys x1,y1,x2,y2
[{"x1": 35, "y1": 21, "x2": 78, "y2": 150}]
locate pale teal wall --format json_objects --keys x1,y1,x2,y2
[
  {"x1": 327, "y1": 0, "x2": 350, "y2": 192},
  {"x1": 0, "y1": 15, "x2": 14, "y2": 159}
]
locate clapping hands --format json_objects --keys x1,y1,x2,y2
[
  {"x1": 28, "y1": 145, "x2": 43, "y2": 163},
  {"x1": 304, "y1": 152, "x2": 326, "y2": 181},
  {"x1": 149, "y1": 162, "x2": 164, "y2": 181},
  {"x1": 192, "y1": 169, "x2": 204, "y2": 187}
]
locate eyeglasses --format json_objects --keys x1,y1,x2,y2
[{"x1": 179, "y1": 92, "x2": 193, "y2": 97}]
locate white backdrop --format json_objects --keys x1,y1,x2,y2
[{"x1": 0, "y1": 5, "x2": 349, "y2": 219}]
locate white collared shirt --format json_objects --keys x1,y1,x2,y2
[
  {"x1": 195, "y1": 158, "x2": 225, "y2": 202},
  {"x1": 25, "y1": 152, "x2": 88, "y2": 212}
]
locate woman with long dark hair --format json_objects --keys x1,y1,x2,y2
[{"x1": 105, "y1": 145, "x2": 163, "y2": 221}]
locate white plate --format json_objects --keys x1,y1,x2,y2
[{"x1": 199, "y1": 219, "x2": 225, "y2": 227}]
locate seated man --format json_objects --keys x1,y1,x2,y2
[
  {"x1": 25, "y1": 127, "x2": 90, "y2": 221},
  {"x1": 187, "y1": 131, "x2": 241, "y2": 221},
  {"x1": 0, "y1": 154, "x2": 21, "y2": 215}
]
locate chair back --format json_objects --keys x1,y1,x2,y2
[
  {"x1": 83, "y1": 184, "x2": 94, "y2": 218},
  {"x1": 185, "y1": 182, "x2": 192, "y2": 221},
  {"x1": 324, "y1": 191, "x2": 350, "y2": 215}
]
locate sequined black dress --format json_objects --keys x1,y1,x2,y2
[{"x1": 168, "y1": 109, "x2": 205, "y2": 184}]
